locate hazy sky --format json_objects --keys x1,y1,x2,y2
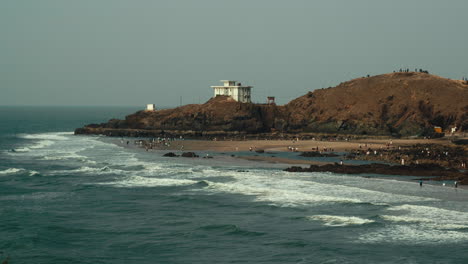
[{"x1": 1, "y1": 0, "x2": 467, "y2": 106}]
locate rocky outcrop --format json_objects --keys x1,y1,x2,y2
[
  {"x1": 284, "y1": 163, "x2": 468, "y2": 184},
  {"x1": 299, "y1": 151, "x2": 340, "y2": 157},
  {"x1": 163, "y1": 152, "x2": 178, "y2": 157},
  {"x1": 76, "y1": 96, "x2": 289, "y2": 138},
  {"x1": 346, "y1": 144, "x2": 467, "y2": 169},
  {"x1": 75, "y1": 72, "x2": 468, "y2": 137},
  {"x1": 163, "y1": 152, "x2": 200, "y2": 158},
  {"x1": 180, "y1": 152, "x2": 199, "y2": 158}
]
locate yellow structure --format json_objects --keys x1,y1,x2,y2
[{"x1": 434, "y1": 126, "x2": 442, "y2": 133}]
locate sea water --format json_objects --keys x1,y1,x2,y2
[{"x1": 1, "y1": 106, "x2": 467, "y2": 264}]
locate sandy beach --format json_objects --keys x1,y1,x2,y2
[
  {"x1": 143, "y1": 138, "x2": 450, "y2": 153},
  {"x1": 120, "y1": 137, "x2": 466, "y2": 168}
]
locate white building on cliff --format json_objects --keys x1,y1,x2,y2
[
  {"x1": 211, "y1": 80, "x2": 252, "y2": 103},
  {"x1": 146, "y1": 104, "x2": 156, "y2": 111}
]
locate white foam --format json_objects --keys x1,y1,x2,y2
[
  {"x1": 380, "y1": 215, "x2": 468, "y2": 229},
  {"x1": 308, "y1": 215, "x2": 375, "y2": 227},
  {"x1": 382, "y1": 204, "x2": 468, "y2": 229},
  {"x1": 99, "y1": 176, "x2": 198, "y2": 188},
  {"x1": 3, "y1": 132, "x2": 446, "y2": 212},
  {"x1": 203, "y1": 181, "x2": 362, "y2": 206},
  {"x1": 12, "y1": 147, "x2": 31, "y2": 152},
  {"x1": 18, "y1": 132, "x2": 70, "y2": 141},
  {"x1": 11, "y1": 132, "x2": 108, "y2": 164},
  {"x1": 41, "y1": 153, "x2": 89, "y2": 161},
  {"x1": 0, "y1": 168, "x2": 24, "y2": 175},
  {"x1": 196, "y1": 169, "x2": 438, "y2": 207},
  {"x1": 283, "y1": 174, "x2": 439, "y2": 204},
  {"x1": 10, "y1": 132, "x2": 76, "y2": 155},
  {"x1": 359, "y1": 204, "x2": 468, "y2": 244},
  {"x1": 12, "y1": 139, "x2": 58, "y2": 152},
  {"x1": 72, "y1": 166, "x2": 98, "y2": 173},
  {"x1": 0, "y1": 168, "x2": 39, "y2": 177},
  {"x1": 360, "y1": 225, "x2": 468, "y2": 244},
  {"x1": 142, "y1": 164, "x2": 165, "y2": 173},
  {"x1": 29, "y1": 140, "x2": 55, "y2": 149},
  {"x1": 65, "y1": 166, "x2": 126, "y2": 175},
  {"x1": 29, "y1": 170, "x2": 40, "y2": 176}
]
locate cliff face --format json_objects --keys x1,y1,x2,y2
[{"x1": 76, "y1": 72, "x2": 468, "y2": 137}]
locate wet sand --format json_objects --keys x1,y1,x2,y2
[{"x1": 111, "y1": 137, "x2": 467, "y2": 184}]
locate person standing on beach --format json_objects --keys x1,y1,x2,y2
[
  {"x1": 419, "y1": 180, "x2": 423, "y2": 187},
  {"x1": 455, "y1": 181, "x2": 458, "y2": 188}
]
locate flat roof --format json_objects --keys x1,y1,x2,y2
[{"x1": 210, "y1": 86, "x2": 252, "y2": 88}]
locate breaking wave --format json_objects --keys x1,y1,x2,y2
[
  {"x1": 0, "y1": 168, "x2": 25, "y2": 175},
  {"x1": 359, "y1": 225, "x2": 468, "y2": 244},
  {"x1": 308, "y1": 215, "x2": 375, "y2": 227},
  {"x1": 382, "y1": 204, "x2": 468, "y2": 229},
  {"x1": 0, "y1": 168, "x2": 40, "y2": 177},
  {"x1": 29, "y1": 170, "x2": 40, "y2": 176},
  {"x1": 97, "y1": 175, "x2": 198, "y2": 188},
  {"x1": 359, "y1": 204, "x2": 468, "y2": 244},
  {"x1": 18, "y1": 132, "x2": 71, "y2": 141},
  {"x1": 202, "y1": 180, "x2": 363, "y2": 206}
]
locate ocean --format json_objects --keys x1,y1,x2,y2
[{"x1": 1, "y1": 106, "x2": 467, "y2": 264}]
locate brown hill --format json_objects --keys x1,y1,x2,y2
[
  {"x1": 128, "y1": 96, "x2": 286, "y2": 133},
  {"x1": 286, "y1": 72, "x2": 468, "y2": 135},
  {"x1": 76, "y1": 72, "x2": 468, "y2": 137}
]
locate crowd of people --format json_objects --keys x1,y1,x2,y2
[
  {"x1": 394, "y1": 68, "x2": 430, "y2": 74},
  {"x1": 347, "y1": 143, "x2": 467, "y2": 169},
  {"x1": 125, "y1": 136, "x2": 185, "y2": 151}
]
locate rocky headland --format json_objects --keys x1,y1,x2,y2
[
  {"x1": 76, "y1": 72, "x2": 468, "y2": 184},
  {"x1": 75, "y1": 72, "x2": 468, "y2": 138}
]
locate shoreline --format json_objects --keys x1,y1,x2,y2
[
  {"x1": 108, "y1": 136, "x2": 467, "y2": 185},
  {"x1": 124, "y1": 137, "x2": 452, "y2": 153}
]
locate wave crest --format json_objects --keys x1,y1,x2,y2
[
  {"x1": 0, "y1": 168, "x2": 24, "y2": 175},
  {"x1": 97, "y1": 176, "x2": 198, "y2": 188},
  {"x1": 308, "y1": 215, "x2": 375, "y2": 227}
]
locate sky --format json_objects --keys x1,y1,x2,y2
[{"x1": 1, "y1": 0, "x2": 467, "y2": 107}]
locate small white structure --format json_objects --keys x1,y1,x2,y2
[
  {"x1": 211, "y1": 80, "x2": 252, "y2": 103},
  {"x1": 146, "y1": 104, "x2": 156, "y2": 111}
]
